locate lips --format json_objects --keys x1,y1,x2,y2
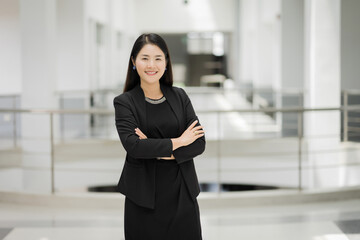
[{"x1": 145, "y1": 71, "x2": 157, "y2": 76}]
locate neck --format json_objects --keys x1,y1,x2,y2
[{"x1": 140, "y1": 81, "x2": 162, "y2": 99}]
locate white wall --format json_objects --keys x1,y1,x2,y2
[
  {"x1": 133, "y1": 0, "x2": 235, "y2": 33},
  {"x1": 86, "y1": 0, "x2": 109, "y2": 23},
  {"x1": 1, "y1": 0, "x2": 235, "y2": 95},
  {"x1": 2, "y1": 0, "x2": 360, "y2": 96},
  {"x1": 0, "y1": 0, "x2": 21, "y2": 94}
]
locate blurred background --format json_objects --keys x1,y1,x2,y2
[
  {"x1": 1, "y1": 0, "x2": 360, "y2": 239},
  {"x1": 1, "y1": 0, "x2": 360, "y2": 195}
]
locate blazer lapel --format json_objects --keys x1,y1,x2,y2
[
  {"x1": 129, "y1": 84, "x2": 148, "y2": 134},
  {"x1": 161, "y1": 84, "x2": 184, "y2": 135}
]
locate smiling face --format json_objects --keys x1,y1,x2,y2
[{"x1": 133, "y1": 44, "x2": 167, "y2": 86}]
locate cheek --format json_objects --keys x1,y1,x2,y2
[
  {"x1": 135, "y1": 60, "x2": 146, "y2": 69},
  {"x1": 158, "y1": 62, "x2": 166, "y2": 69}
]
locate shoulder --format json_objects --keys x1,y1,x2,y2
[
  {"x1": 113, "y1": 91, "x2": 131, "y2": 105},
  {"x1": 168, "y1": 85, "x2": 189, "y2": 100},
  {"x1": 164, "y1": 86, "x2": 191, "y2": 107},
  {"x1": 113, "y1": 85, "x2": 140, "y2": 105}
]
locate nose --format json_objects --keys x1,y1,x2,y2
[{"x1": 147, "y1": 59, "x2": 155, "y2": 68}]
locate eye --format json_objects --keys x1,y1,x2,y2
[
  {"x1": 156, "y1": 58, "x2": 162, "y2": 61},
  {"x1": 142, "y1": 57, "x2": 148, "y2": 61}
]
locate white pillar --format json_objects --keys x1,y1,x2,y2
[
  {"x1": 340, "y1": 0, "x2": 360, "y2": 186},
  {"x1": 255, "y1": 0, "x2": 281, "y2": 91},
  {"x1": 20, "y1": 0, "x2": 57, "y2": 193},
  {"x1": 304, "y1": 0, "x2": 341, "y2": 188},
  {"x1": 56, "y1": 0, "x2": 87, "y2": 91},
  {"x1": 239, "y1": 0, "x2": 258, "y2": 87},
  {"x1": 239, "y1": 0, "x2": 281, "y2": 91}
]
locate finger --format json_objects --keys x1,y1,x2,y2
[
  {"x1": 195, "y1": 133, "x2": 205, "y2": 138},
  {"x1": 135, "y1": 128, "x2": 141, "y2": 135},
  {"x1": 194, "y1": 130, "x2": 205, "y2": 135},
  {"x1": 137, "y1": 132, "x2": 147, "y2": 138},
  {"x1": 135, "y1": 131, "x2": 144, "y2": 138},
  {"x1": 137, "y1": 134, "x2": 147, "y2": 140},
  {"x1": 135, "y1": 128, "x2": 144, "y2": 135},
  {"x1": 192, "y1": 125, "x2": 203, "y2": 132},
  {"x1": 135, "y1": 128, "x2": 147, "y2": 139},
  {"x1": 135, "y1": 128, "x2": 144, "y2": 134},
  {"x1": 187, "y1": 120, "x2": 198, "y2": 130}
]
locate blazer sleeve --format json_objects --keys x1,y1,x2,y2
[
  {"x1": 173, "y1": 88, "x2": 206, "y2": 164},
  {"x1": 114, "y1": 95, "x2": 173, "y2": 159}
]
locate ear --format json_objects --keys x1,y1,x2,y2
[{"x1": 131, "y1": 57, "x2": 135, "y2": 66}]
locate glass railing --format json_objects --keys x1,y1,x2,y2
[{"x1": 1, "y1": 103, "x2": 360, "y2": 195}]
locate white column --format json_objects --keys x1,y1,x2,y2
[
  {"x1": 340, "y1": 0, "x2": 360, "y2": 186},
  {"x1": 255, "y1": 0, "x2": 281, "y2": 91},
  {"x1": 304, "y1": 0, "x2": 341, "y2": 188},
  {"x1": 20, "y1": 0, "x2": 57, "y2": 193},
  {"x1": 239, "y1": 0, "x2": 258, "y2": 87},
  {"x1": 56, "y1": 0, "x2": 87, "y2": 91},
  {"x1": 239, "y1": 0, "x2": 280, "y2": 92}
]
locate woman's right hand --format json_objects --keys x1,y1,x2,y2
[{"x1": 171, "y1": 120, "x2": 204, "y2": 151}]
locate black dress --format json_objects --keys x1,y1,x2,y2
[{"x1": 124, "y1": 96, "x2": 202, "y2": 240}]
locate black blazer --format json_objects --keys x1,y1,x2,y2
[{"x1": 113, "y1": 83, "x2": 206, "y2": 209}]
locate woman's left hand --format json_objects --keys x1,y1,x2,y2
[{"x1": 135, "y1": 128, "x2": 147, "y2": 139}]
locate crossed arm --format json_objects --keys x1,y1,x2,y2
[
  {"x1": 114, "y1": 89, "x2": 206, "y2": 163},
  {"x1": 135, "y1": 120, "x2": 204, "y2": 160}
]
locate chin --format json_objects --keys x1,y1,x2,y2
[{"x1": 142, "y1": 78, "x2": 161, "y2": 85}]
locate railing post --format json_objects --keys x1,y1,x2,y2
[
  {"x1": 217, "y1": 111, "x2": 221, "y2": 194},
  {"x1": 252, "y1": 89, "x2": 256, "y2": 131},
  {"x1": 13, "y1": 95, "x2": 17, "y2": 148},
  {"x1": 50, "y1": 112, "x2": 55, "y2": 194},
  {"x1": 297, "y1": 110, "x2": 303, "y2": 191},
  {"x1": 343, "y1": 90, "x2": 348, "y2": 142},
  {"x1": 60, "y1": 93, "x2": 64, "y2": 143}
]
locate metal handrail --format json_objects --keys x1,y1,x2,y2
[
  {"x1": 2, "y1": 104, "x2": 360, "y2": 114},
  {"x1": 3, "y1": 87, "x2": 360, "y2": 97},
  {"x1": 342, "y1": 89, "x2": 360, "y2": 95},
  {"x1": 54, "y1": 86, "x2": 305, "y2": 95}
]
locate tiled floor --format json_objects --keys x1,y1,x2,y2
[{"x1": 0, "y1": 198, "x2": 359, "y2": 240}]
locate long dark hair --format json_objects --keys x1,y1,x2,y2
[{"x1": 123, "y1": 33, "x2": 173, "y2": 92}]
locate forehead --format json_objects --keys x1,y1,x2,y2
[{"x1": 138, "y1": 44, "x2": 165, "y2": 57}]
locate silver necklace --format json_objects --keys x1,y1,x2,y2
[{"x1": 145, "y1": 96, "x2": 166, "y2": 104}]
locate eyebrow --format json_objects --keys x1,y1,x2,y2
[{"x1": 140, "y1": 54, "x2": 164, "y2": 57}]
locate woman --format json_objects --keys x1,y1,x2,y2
[{"x1": 113, "y1": 33, "x2": 206, "y2": 240}]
